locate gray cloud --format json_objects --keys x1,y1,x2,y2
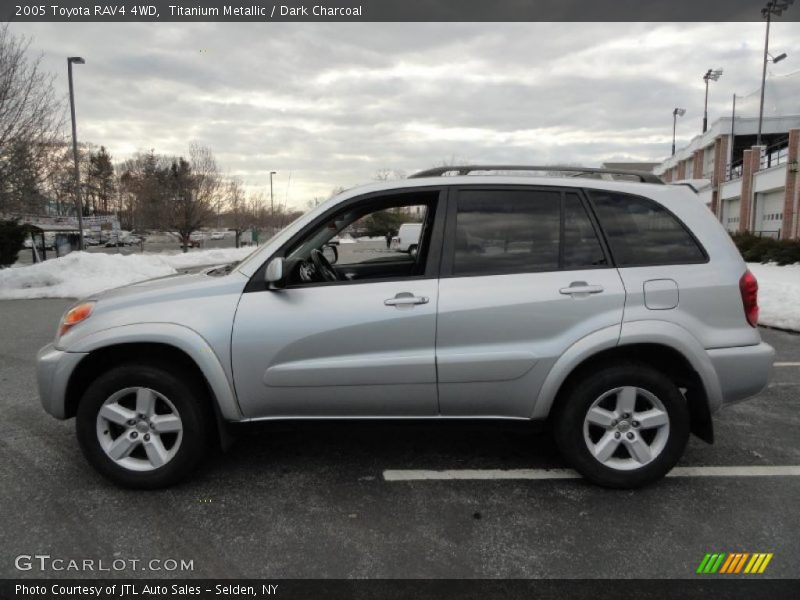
[{"x1": 10, "y1": 21, "x2": 800, "y2": 205}]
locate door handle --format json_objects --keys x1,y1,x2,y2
[
  {"x1": 384, "y1": 292, "x2": 429, "y2": 307},
  {"x1": 559, "y1": 281, "x2": 604, "y2": 296}
]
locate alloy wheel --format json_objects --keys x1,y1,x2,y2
[{"x1": 582, "y1": 386, "x2": 670, "y2": 471}]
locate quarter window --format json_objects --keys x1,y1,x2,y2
[{"x1": 588, "y1": 190, "x2": 705, "y2": 266}]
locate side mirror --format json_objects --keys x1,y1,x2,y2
[
  {"x1": 265, "y1": 257, "x2": 284, "y2": 286},
  {"x1": 322, "y1": 243, "x2": 339, "y2": 265}
]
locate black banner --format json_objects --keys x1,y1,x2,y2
[
  {"x1": 2, "y1": 0, "x2": 797, "y2": 23},
  {"x1": 2, "y1": 579, "x2": 800, "y2": 600}
]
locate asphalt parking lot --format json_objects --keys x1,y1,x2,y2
[{"x1": 0, "y1": 298, "x2": 798, "y2": 579}]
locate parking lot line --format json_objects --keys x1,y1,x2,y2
[
  {"x1": 382, "y1": 465, "x2": 800, "y2": 481},
  {"x1": 774, "y1": 362, "x2": 800, "y2": 367}
]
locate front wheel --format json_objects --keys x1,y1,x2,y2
[
  {"x1": 553, "y1": 362, "x2": 690, "y2": 489},
  {"x1": 408, "y1": 244, "x2": 418, "y2": 258},
  {"x1": 76, "y1": 363, "x2": 212, "y2": 489}
]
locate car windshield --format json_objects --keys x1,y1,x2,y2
[{"x1": 234, "y1": 210, "x2": 309, "y2": 273}]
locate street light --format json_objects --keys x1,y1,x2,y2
[
  {"x1": 757, "y1": 0, "x2": 793, "y2": 146},
  {"x1": 269, "y1": 171, "x2": 277, "y2": 219},
  {"x1": 672, "y1": 108, "x2": 686, "y2": 156},
  {"x1": 67, "y1": 56, "x2": 86, "y2": 250},
  {"x1": 702, "y1": 68, "x2": 723, "y2": 134}
]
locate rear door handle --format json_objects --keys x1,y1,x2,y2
[
  {"x1": 384, "y1": 292, "x2": 429, "y2": 307},
  {"x1": 559, "y1": 282, "x2": 604, "y2": 296}
]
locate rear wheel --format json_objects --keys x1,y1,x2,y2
[
  {"x1": 408, "y1": 244, "x2": 418, "y2": 258},
  {"x1": 553, "y1": 362, "x2": 690, "y2": 488},
  {"x1": 76, "y1": 362, "x2": 212, "y2": 489}
]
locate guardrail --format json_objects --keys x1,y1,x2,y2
[
  {"x1": 760, "y1": 142, "x2": 789, "y2": 170},
  {"x1": 725, "y1": 161, "x2": 743, "y2": 182},
  {"x1": 753, "y1": 229, "x2": 781, "y2": 240}
]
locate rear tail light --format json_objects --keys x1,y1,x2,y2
[{"x1": 739, "y1": 270, "x2": 759, "y2": 328}]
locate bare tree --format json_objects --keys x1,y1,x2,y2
[
  {"x1": 166, "y1": 143, "x2": 220, "y2": 252},
  {"x1": 374, "y1": 169, "x2": 407, "y2": 181},
  {"x1": 0, "y1": 26, "x2": 64, "y2": 215},
  {"x1": 225, "y1": 177, "x2": 250, "y2": 248}
]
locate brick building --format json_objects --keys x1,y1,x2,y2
[{"x1": 654, "y1": 116, "x2": 800, "y2": 240}]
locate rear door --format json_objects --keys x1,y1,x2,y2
[{"x1": 435, "y1": 186, "x2": 626, "y2": 417}]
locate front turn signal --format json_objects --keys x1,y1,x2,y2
[{"x1": 58, "y1": 302, "x2": 95, "y2": 338}]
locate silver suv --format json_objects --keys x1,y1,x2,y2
[{"x1": 36, "y1": 166, "x2": 774, "y2": 489}]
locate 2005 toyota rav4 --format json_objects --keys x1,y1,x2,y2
[{"x1": 36, "y1": 166, "x2": 774, "y2": 489}]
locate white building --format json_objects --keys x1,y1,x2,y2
[{"x1": 654, "y1": 116, "x2": 799, "y2": 240}]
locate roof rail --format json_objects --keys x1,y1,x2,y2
[{"x1": 409, "y1": 165, "x2": 664, "y2": 185}]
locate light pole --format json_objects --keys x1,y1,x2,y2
[
  {"x1": 702, "y1": 68, "x2": 723, "y2": 134},
  {"x1": 269, "y1": 171, "x2": 276, "y2": 220},
  {"x1": 757, "y1": 0, "x2": 793, "y2": 146},
  {"x1": 67, "y1": 56, "x2": 86, "y2": 250},
  {"x1": 672, "y1": 108, "x2": 686, "y2": 156}
]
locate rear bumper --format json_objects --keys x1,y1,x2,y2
[
  {"x1": 707, "y1": 342, "x2": 774, "y2": 410},
  {"x1": 36, "y1": 343, "x2": 88, "y2": 420}
]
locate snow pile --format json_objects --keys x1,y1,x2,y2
[
  {"x1": 0, "y1": 247, "x2": 255, "y2": 300},
  {"x1": 748, "y1": 262, "x2": 800, "y2": 331}
]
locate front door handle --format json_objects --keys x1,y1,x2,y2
[
  {"x1": 384, "y1": 292, "x2": 429, "y2": 307},
  {"x1": 559, "y1": 281, "x2": 604, "y2": 296}
]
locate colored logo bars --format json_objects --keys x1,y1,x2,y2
[{"x1": 696, "y1": 552, "x2": 774, "y2": 574}]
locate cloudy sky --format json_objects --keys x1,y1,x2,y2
[{"x1": 11, "y1": 21, "x2": 800, "y2": 207}]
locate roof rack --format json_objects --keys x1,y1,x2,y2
[{"x1": 408, "y1": 165, "x2": 664, "y2": 185}]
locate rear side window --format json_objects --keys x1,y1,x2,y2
[
  {"x1": 587, "y1": 190, "x2": 706, "y2": 266},
  {"x1": 451, "y1": 189, "x2": 607, "y2": 276},
  {"x1": 454, "y1": 190, "x2": 560, "y2": 276}
]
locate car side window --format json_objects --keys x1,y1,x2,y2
[
  {"x1": 453, "y1": 189, "x2": 561, "y2": 276},
  {"x1": 451, "y1": 189, "x2": 609, "y2": 276},
  {"x1": 587, "y1": 190, "x2": 706, "y2": 266}
]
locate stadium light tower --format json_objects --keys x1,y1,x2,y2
[
  {"x1": 757, "y1": 0, "x2": 793, "y2": 145},
  {"x1": 702, "y1": 68, "x2": 723, "y2": 134},
  {"x1": 672, "y1": 108, "x2": 686, "y2": 156}
]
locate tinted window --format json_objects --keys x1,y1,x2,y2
[
  {"x1": 454, "y1": 190, "x2": 561, "y2": 275},
  {"x1": 588, "y1": 190, "x2": 705, "y2": 266},
  {"x1": 563, "y1": 193, "x2": 606, "y2": 268}
]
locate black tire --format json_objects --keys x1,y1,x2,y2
[
  {"x1": 76, "y1": 362, "x2": 212, "y2": 489},
  {"x1": 408, "y1": 244, "x2": 418, "y2": 258},
  {"x1": 553, "y1": 362, "x2": 690, "y2": 489}
]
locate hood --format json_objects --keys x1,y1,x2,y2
[{"x1": 89, "y1": 268, "x2": 249, "y2": 312}]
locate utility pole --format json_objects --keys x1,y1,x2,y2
[
  {"x1": 269, "y1": 171, "x2": 276, "y2": 221},
  {"x1": 672, "y1": 108, "x2": 685, "y2": 156},
  {"x1": 67, "y1": 56, "x2": 86, "y2": 250},
  {"x1": 758, "y1": 0, "x2": 793, "y2": 145}
]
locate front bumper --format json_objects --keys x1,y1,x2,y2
[
  {"x1": 36, "y1": 343, "x2": 88, "y2": 419},
  {"x1": 707, "y1": 342, "x2": 775, "y2": 410}
]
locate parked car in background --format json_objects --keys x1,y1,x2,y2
[
  {"x1": 36, "y1": 165, "x2": 773, "y2": 490},
  {"x1": 394, "y1": 222, "x2": 422, "y2": 256},
  {"x1": 210, "y1": 231, "x2": 225, "y2": 240}
]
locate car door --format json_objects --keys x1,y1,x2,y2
[
  {"x1": 436, "y1": 186, "x2": 626, "y2": 418},
  {"x1": 231, "y1": 189, "x2": 445, "y2": 418}
]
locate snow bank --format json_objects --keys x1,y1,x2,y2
[
  {"x1": 747, "y1": 262, "x2": 800, "y2": 332},
  {"x1": 0, "y1": 247, "x2": 255, "y2": 300}
]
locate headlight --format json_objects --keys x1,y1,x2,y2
[{"x1": 58, "y1": 301, "x2": 95, "y2": 338}]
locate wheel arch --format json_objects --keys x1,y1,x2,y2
[
  {"x1": 534, "y1": 323, "x2": 718, "y2": 443},
  {"x1": 64, "y1": 324, "x2": 242, "y2": 424}
]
